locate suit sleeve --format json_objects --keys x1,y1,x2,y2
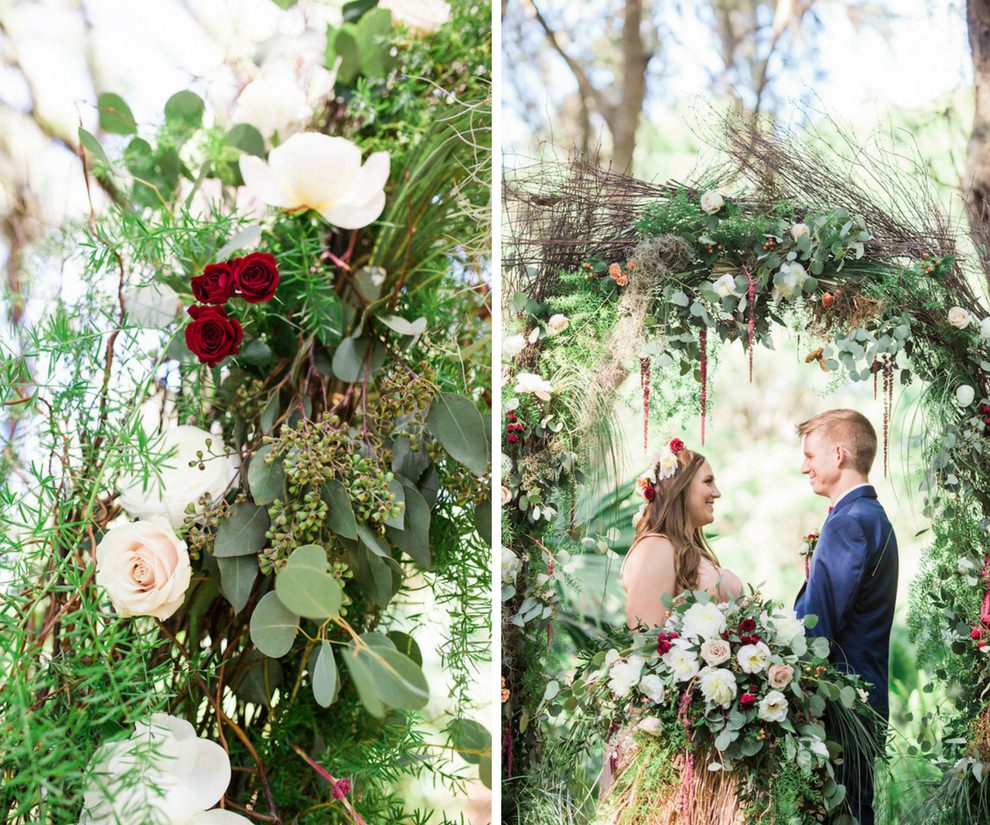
[{"x1": 798, "y1": 514, "x2": 868, "y2": 641}]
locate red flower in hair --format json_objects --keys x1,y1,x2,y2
[
  {"x1": 643, "y1": 485, "x2": 656, "y2": 502},
  {"x1": 669, "y1": 438, "x2": 685, "y2": 453}
]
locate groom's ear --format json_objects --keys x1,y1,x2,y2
[{"x1": 834, "y1": 442, "x2": 849, "y2": 467}]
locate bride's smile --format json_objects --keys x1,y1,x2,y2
[{"x1": 685, "y1": 460, "x2": 721, "y2": 528}]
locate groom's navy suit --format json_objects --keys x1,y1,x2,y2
[{"x1": 795, "y1": 484, "x2": 897, "y2": 825}]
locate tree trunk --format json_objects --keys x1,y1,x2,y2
[
  {"x1": 965, "y1": 0, "x2": 990, "y2": 270},
  {"x1": 610, "y1": 0, "x2": 650, "y2": 172}
]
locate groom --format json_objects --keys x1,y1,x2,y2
[{"x1": 794, "y1": 409, "x2": 898, "y2": 825}]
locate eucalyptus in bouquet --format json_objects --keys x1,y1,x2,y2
[{"x1": 568, "y1": 590, "x2": 883, "y2": 824}]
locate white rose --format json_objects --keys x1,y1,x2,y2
[
  {"x1": 700, "y1": 638, "x2": 732, "y2": 666},
  {"x1": 712, "y1": 273, "x2": 738, "y2": 298},
  {"x1": 981, "y1": 317, "x2": 990, "y2": 339},
  {"x1": 95, "y1": 519, "x2": 191, "y2": 620},
  {"x1": 662, "y1": 646, "x2": 700, "y2": 682},
  {"x1": 514, "y1": 372, "x2": 554, "y2": 401},
  {"x1": 80, "y1": 713, "x2": 251, "y2": 825},
  {"x1": 638, "y1": 673, "x2": 666, "y2": 704},
  {"x1": 503, "y1": 334, "x2": 527, "y2": 359},
  {"x1": 772, "y1": 261, "x2": 808, "y2": 301},
  {"x1": 948, "y1": 306, "x2": 972, "y2": 329},
  {"x1": 117, "y1": 426, "x2": 239, "y2": 529},
  {"x1": 790, "y1": 222, "x2": 810, "y2": 241},
  {"x1": 698, "y1": 667, "x2": 737, "y2": 708},
  {"x1": 681, "y1": 602, "x2": 727, "y2": 641},
  {"x1": 736, "y1": 641, "x2": 772, "y2": 674},
  {"x1": 635, "y1": 716, "x2": 663, "y2": 736},
  {"x1": 501, "y1": 546, "x2": 521, "y2": 584},
  {"x1": 656, "y1": 450, "x2": 678, "y2": 480},
  {"x1": 956, "y1": 385, "x2": 976, "y2": 407},
  {"x1": 608, "y1": 655, "x2": 645, "y2": 697},
  {"x1": 123, "y1": 281, "x2": 181, "y2": 328},
  {"x1": 240, "y1": 132, "x2": 389, "y2": 230},
  {"x1": 770, "y1": 607, "x2": 806, "y2": 646},
  {"x1": 233, "y1": 70, "x2": 311, "y2": 141},
  {"x1": 757, "y1": 690, "x2": 789, "y2": 723},
  {"x1": 547, "y1": 313, "x2": 569, "y2": 335},
  {"x1": 700, "y1": 190, "x2": 724, "y2": 214},
  {"x1": 379, "y1": 0, "x2": 451, "y2": 35}
]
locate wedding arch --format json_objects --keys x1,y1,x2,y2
[{"x1": 501, "y1": 129, "x2": 990, "y2": 823}]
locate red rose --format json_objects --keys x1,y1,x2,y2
[
  {"x1": 738, "y1": 618, "x2": 757, "y2": 633},
  {"x1": 972, "y1": 627, "x2": 983, "y2": 641},
  {"x1": 739, "y1": 693, "x2": 757, "y2": 708},
  {"x1": 507, "y1": 434, "x2": 518, "y2": 444},
  {"x1": 232, "y1": 252, "x2": 280, "y2": 303},
  {"x1": 191, "y1": 262, "x2": 236, "y2": 304},
  {"x1": 185, "y1": 304, "x2": 243, "y2": 366},
  {"x1": 643, "y1": 485, "x2": 656, "y2": 501},
  {"x1": 656, "y1": 641, "x2": 671, "y2": 655},
  {"x1": 669, "y1": 438, "x2": 685, "y2": 453},
  {"x1": 667, "y1": 632, "x2": 678, "y2": 640}
]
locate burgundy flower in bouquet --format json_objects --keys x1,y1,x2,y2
[
  {"x1": 233, "y1": 252, "x2": 280, "y2": 303},
  {"x1": 185, "y1": 304, "x2": 243, "y2": 366},
  {"x1": 191, "y1": 262, "x2": 237, "y2": 304}
]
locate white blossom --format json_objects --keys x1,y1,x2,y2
[
  {"x1": 698, "y1": 667, "x2": 737, "y2": 708},
  {"x1": 758, "y1": 690, "x2": 789, "y2": 723},
  {"x1": 700, "y1": 190, "x2": 724, "y2": 214}
]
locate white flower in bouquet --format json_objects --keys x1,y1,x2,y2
[
  {"x1": 608, "y1": 655, "x2": 645, "y2": 697},
  {"x1": 96, "y1": 519, "x2": 192, "y2": 620},
  {"x1": 981, "y1": 317, "x2": 990, "y2": 339},
  {"x1": 680, "y1": 601, "x2": 727, "y2": 641},
  {"x1": 857, "y1": 687, "x2": 870, "y2": 704},
  {"x1": 662, "y1": 646, "x2": 700, "y2": 682},
  {"x1": 379, "y1": 0, "x2": 451, "y2": 35},
  {"x1": 806, "y1": 735, "x2": 830, "y2": 759},
  {"x1": 772, "y1": 261, "x2": 808, "y2": 301},
  {"x1": 123, "y1": 281, "x2": 181, "y2": 328},
  {"x1": 503, "y1": 334, "x2": 527, "y2": 359},
  {"x1": 790, "y1": 222, "x2": 810, "y2": 241},
  {"x1": 737, "y1": 641, "x2": 772, "y2": 674},
  {"x1": 79, "y1": 713, "x2": 250, "y2": 825},
  {"x1": 757, "y1": 690, "x2": 789, "y2": 723},
  {"x1": 712, "y1": 273, "x2": 738, "y2": 298},
  {"x1": 769, "y1": 607, "x2": 806, "y2": 646},
  {"x1": 766, "y1": 663, "x2": 795, "y2": 690},
  {"x1": 546, "y1": 313, "x2": 569, "y2": 335},
  {"x1": 698, "y1": 667, "x2": 737, "y2": 708},
  {"x1": 501, "y1": 546, "x2": 521, "y2": 584},
  {"x1": 635, "y1": 716, "x2": 663, "y2": 736},
  {"x1": 638, "y1": 673, "x2": 666, "y2": 704},
  {"x1": 514, "y1": 372, "x2": 555, "y2": 401},
  {"x1": 240, "y1": 132, "x2": 390, "y2": 229},
  {"x1": 117, "y1": 425, "x2": 238, "y2": 529},
  {"x1": 955, "y1": 384, "x2": 976, "y2": 407},
  {"x1": 232, "y1": 71, "x2": 311, "y2": 141},
  {"x1": 501, "y1": 485, "x2": 512, "y2": 505},
  {"x1": 948, "y1": 306, "x2": 972, "y2": 329},
  {"x1": 605, "y1": 648, "x2": 621, "y2": 666},
  {"x1": 700, "y1": 189, "x2": 724, "y2": 214},
  {"x1": 656, "y1": 449, "x2": 678, "y2": 480},
  {"x1": 700, "y1": 638, "x2": 732, "y2": 666}
]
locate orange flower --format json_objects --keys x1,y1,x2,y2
[
  {"x1": 616, "y1": 273, "x2": 629, "y2": 286},
  {"x1": 608, "y1": 262, "x2": 622, "y2": 280},
  {"x1": 821, "y1": 293, "x2": 834, "y2": 309},
  {"x1": 501, "y1": 676, "x2": 510, "y2": 703}
]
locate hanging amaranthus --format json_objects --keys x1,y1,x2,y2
[
  {"x1": 699, "y1": 326, "x2": 708, "y2": 446},
  {"x1": 678, "y1": 688, "x2": 696, "y2": 820},
  {"x1": 640, "y1": 356, "x2": 650, "y2": 453},
  {"x1": 882, "y1": 355, "x2": 894, "y2": 476},
  {"x1": 745, "y1": 266, "x2": 755, "y2": 382}
]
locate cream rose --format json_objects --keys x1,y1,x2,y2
[
  {"x1": 772, "y1": 261, "x2": 808, "y2": 301},
  {"x1": 379, "y1": 0, "x2": 451, "y2": 35},
  {"x1": 956, "y1": 385, "x2": 976, "y2": 407},
  {"x1": 96, "y1": 519, "x2": 192, "y2": 620},
  {"x1": 656, "y1": 450, "x2": 678, "y2": 480},
  {"x1": 698, "y1": 667, "x2": 737, "y2": 708},
  {"x1": 608, "y1": 655, "x2": 645, "y2": 697},
  {"x1": 501, "y1": 485, "x2": 511, "y2": 505},
  {"x1": 737, "y1": 641, "x2": 772, "y2": 674},
  {"x1": 948, "y1": 306, "x2": 972, "y2": 329},
  {"x1": 770, "y1": 607, "x2": 806, "y2": 646},
  {"x1": 547, "y1": 313, "x2": 569, "y2": 335},
  {"x1": 790, "y1": 222, "x2": 810, "y2": 241},
  {"x1": 117, "y1": 425, "x2": 239, "y2": 529},
  {"x1": 700, "y1": 638, "x2": 731, "y2": 667},
  {"x1": 766, "y1": 663, "x2": 795, "y2": 690},
  {"x1": 700, "y1": 189, "x2": 724, "y2": 214}
]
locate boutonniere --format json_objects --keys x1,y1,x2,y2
[{"x1": 800, "y1": 530, "x2": 820, "y2": 580}]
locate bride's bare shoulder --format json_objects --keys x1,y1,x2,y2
[{"x1": 623, "y1": 534, "x2": 675, "y2": 576}]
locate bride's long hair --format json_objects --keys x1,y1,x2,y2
[{"x1": 633, "y1": 448, "x2": 722, "y2": 595}]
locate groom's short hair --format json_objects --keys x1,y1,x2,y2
[{"x1": 796, "y1": 409, "x2": 877, "y2": 474}]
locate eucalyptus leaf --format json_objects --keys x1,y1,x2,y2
[
  {"x1": 164, "y1": 91, "x2": 204, "y2": 127},
  {"x1": 98, "y1": 92, "x2": 137, "y2": 134},
  {"x1": 248, "y1": 445, "x2": 284, "y2": 505},
  {"x1": 387, "y1": 631, "x2": 422, "y2": 666},
  {"x1": 361, "y1": 646, "x2": 429, "y2": 710},
  {"x1": 332, "y1": 336, "x2": 386, "y2": 382},
  {"x1": 342, "y1": 646, "x2": 384, "y2": 717},
  {"x1": 275, "y1": 544, "x2": 342, "y2": 619},
  {"x1": 214, "y1": 503, "x2": 270, "y2": 558},
  {"x1": 377, "y1": 314, "x2": 427, "y2": 338},
  {"x1": 322, "y1": 479, "x2": 358, "y2": 539},
  {"x1": 449, "y1": 719, "x2": 490, "y2": 766},
  {"x1": 217, "y1": 554, "x2": 259, "y2": 613},
  {"x1": 384, "y1": 485, "x2": 430, "y2": 568},
  {"x1": 474, "y1": 498, "x2": 492, "y2": 546},
  {"x1": 249, "y1": 591, "x2": 299, "y2": 658},
  {"x1": 312, "y1": 641, "x2": 339, "y2": 708},
  {"x1": 78, "y1": 128, "x2": 112, "y2": 169},
  {"x1": 426, "y1": 392, "x2": 488, "y2": 476}
]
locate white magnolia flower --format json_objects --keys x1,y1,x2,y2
[
  {"x1": 546, "y1": 313, "x2": 569, "y2": 335},
  {"x1": 96, "y1": 519, "x2": 191, "y2": 621},
  {"x1": 980, "y1": 317, "x2": 990, "y2": 339},
  {"x1": 712, "y1": 273, "x2": 738, "y2": 298},
  {"x1": 772, "y1": 261, "x2": 808, "y2": 301},
  {"x1": 699, "y1": 667, "x2": 737, "y2": 708},
  {"x1": 700, "y1": 190, "x2": 724, "y2": 214},
  {"x1": 757, "y1": 690, "x2": 789, "y2": 723},
  {"x1": 700, "y1": 638, "x2": 732, "y2": 666},
  {"x1": 790, "y1": 222, "x2": 810, "y2": 241},
  {"x1": 956, "y1": 385, "x2": 976, "y2": 407},
  {"x1": 80, "y1": 713, "x2": 250, "y2": 825},
  {"x1": 608, "y1": 655, "x2": 645, "y2": 697},
  {"x1": 770, "y1": 607, "x2": 806, "y2": 647},
  {"x1": 379, "y1": 0, "x2": 451, "y2": 35},
  {"x1": 503, "y1": 334, "x2": 527, "y2": 359},
  {"x1": 662, "y1": 646, "x2": 701, "y2": 682},
  {"x1": 514, "y1": 372, "x2": 554, "y2": 401},
  {"x1": 948, "y1": 306, "x2": 972, "y2": 329},
  {"x1": 240, "y1": 132, "x2": 390, "y2": 229},
  {"x1": 117, "y1": 425, "x2": 239, "y2": 529},
  {"x1": 638, "y1": 673, "x2": 666, "y2": 704},
  {"x1": 501, "y1": 546, "x2": 521, "y2": 584},
  {"x1": 123, "y1": 281, "x2": 181, "y2": 328},
  {"x1": 635, "y1": 716, "x2": 663, "y2": 736},
  {"x1": 233, "y1": 70, "x2": 311, "y2": 141},
  {"x1": 681, "y1": 601, "x2": 727, "y2": 641},
  {"x1": 737, "y1": 641, "x2": 772, "y2": 674}
]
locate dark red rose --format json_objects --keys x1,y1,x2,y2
[
  {"x1": 232, "y1": 252, "x2": 280, "y2": 303},
  {"x1": 667, "y1": 632, "x2": 678, "y2": 640},
  {"x1": 739, "y1": 693, "x2": 757, "y2": 708},
  {"x1": 643, "y1": 485, "x2": 656, "y2": 501},
  {"x1": 507, "y1": 434, "x2": 518, "y2": 444},
  {"x1": 972, "y1": 627, "x2": 983, "y2": 640},
  {"x1": 656, "y1": 641, "x2": 671, "y2": 655},
  {"x1": 669, "y1": 438, "x2": 685, "y2": 453},
  {"x1": 739, "y1": 618, "x2": 757, "y2": 633},
  {"x1": 740, "y1": 634, "x2": 761, "y2": 645},
  {"x1": 185, "y1": 304, "x2": 243, "y2": 366},
  {"x1": 191, "y1": 262, "x2": 236, "y2": 304}
]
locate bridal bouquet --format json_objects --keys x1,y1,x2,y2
[{"x1": 571, "y1": 590, "x2": 880, "y2": 824}]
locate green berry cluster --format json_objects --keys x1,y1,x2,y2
[
  {"x1": 426, "y1": 438, "x2": 489, "y2": 508},
  {"x1": 265, "y1": 412, "x2": 351, "y2": 491},
  {"x1": 262, "y1": 491, "x2": 328, "y2": 569},
  {"x1": 182, "y1": 493, "x2": 230, "y2": 561},
  {"x1": 363, "y1": 363, "x2": 436, "y2": 443}
]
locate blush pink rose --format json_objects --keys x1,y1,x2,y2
[
  {"x1": 767, "y1": 663, "x2": 795, "y2": 690},
  {"x1": 700, "y1": 638, "x2": 731, "y2": 667}
]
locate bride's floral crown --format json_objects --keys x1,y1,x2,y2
[{"x1": 635, "y1": 438, "x2": 686, "y2": 501}]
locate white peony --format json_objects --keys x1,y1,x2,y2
[
  {"x1": 770, "y1": 607, "x2": 806, "y2": 647},
  {"x1": 698, "y1": 667, "x2": 737, "y2": 708},
  {"x1": 96, "y1": 519, "x2": 192, "y2": 620},
  {"x1": 638, "y1": 673, "x2": 666, "y2": 704},
  {"x1": 123, "y1": 281, "x2": 181, "y2": 328},
  {"x1": 712, "y1": 273, "x2": 738, "y2": 298},
  {"x1": 700, "y1": 638, "x2": 732, "y2": 666},
  {"x1": 757, "y1": 690, "x2": 789, "y2": 723},
  {"x1": 656, "y1": 450, "x2": 678, "y2": 480},
  {"x1": 772, "y1": 261, "x2": 808, "y2": 301},
  {"x1": 233, "y1": 70, "x2": 311, "y2": 141},
  {"x1": 547, "y1": 313, "x2": 569, "y2": 335},
  {"x1": 117, "y1": 426, "x2": 238, "y2": 529},
  {"x1": 790, "y1": 222, "x2": 810, "y2": 241},
  {"x1": 700, "y1": 189, "x2": 724, "y2": 214},
  {"x1": 662, "y1": 646, "x2": 701, "y2": 682},
  {"x1": 79, "y1": 713, "x2": 251, "y2": 825},
  {"x1": 956, "y1": 385, "x2": 976, "y2": 407},
  {"x1": 608, "y1": 655, "x2": 645, "y2": 697},
  {"x1": 680, "y1": 601, "x2": 727, "y2": 641},
  {"x1": 503, "y1": 334, "x2": 527, "y2": 359},
  {"x1": 948, "y1": 306, "x2": 972, "y2": 329},
  {"x1": 240, "y1": 132, "x2": 389, "y2": 230},
  {"x1": 514, "y1": 372, "x2": 554, "y2": 401},
  {"x1": 379, "y1": 0, "x2": 451, "y2": 35},
  {"x1": 981, "y1": 317, "x2": 990, "y2": 339},
  {"x1": 736, "y1": 641, "x2": 772, "y2": 674}
]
